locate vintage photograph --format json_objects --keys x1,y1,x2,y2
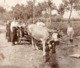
[{"x1": 0, "y1": 0, "x2": 80, "y2": 68}]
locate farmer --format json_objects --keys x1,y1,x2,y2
[
  {"x1": 67, "y1": 24, "x2": 74, "y2": 44},
  {"x1": 48, "y1": 28, "x2": 60, "y2": 68},
  {"x1": 6, "y1": 20, "x2": 11, "y2": 42},
  {"x1": 10, "y1": 18, "x2": 19, "y2": 45}
]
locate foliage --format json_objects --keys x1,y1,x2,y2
[
  {"x1": 0, "y1": 0, "x2": 80, "y2": 25},
  {"x1": 0, "y1": 6, "x2": 6, "y2": 13},
  {"x1": 11, "y1": 1, "x2": 45, "y2": 22},
  {"x1": 62, "y1": 0, "x2": 80, "y2": 23},
  {"x1": 10, "y1": 0, "x2": 56, "y2": 24}
]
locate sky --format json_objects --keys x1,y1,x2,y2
[
  {"x1": 0, "y1": 0, "x2": 62, "y2": 8},
  {"x1": 0, "y1": 0, "x2": 80, "y2": 19}
]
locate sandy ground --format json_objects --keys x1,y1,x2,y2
[{"x1": 0, "y1": 26, "x2": 80, "y2": 68}]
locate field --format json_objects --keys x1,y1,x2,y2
[
  {"x1": 0, "y1": 21, "x2": 80, "y2": 68},
  {"x1": 46, "y1": 21, "x2": 80, "y2": 36}
]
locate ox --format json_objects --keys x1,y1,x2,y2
[{"x1": 27, "y1": 24, "x2": 49, "y2": 56}]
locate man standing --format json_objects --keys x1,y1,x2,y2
[
  {"x1": 10, "y1": 19, "x2": 19, "y2": 45},
  {"x1": 67, "y1": 24, "x2": 74, "y2": 44},
  {"x1": 6, "y1": 20, "x2": 11, "y2": 42},
  {"x1": 48, "y1": 29, "x2": 59, "y2": 68}
]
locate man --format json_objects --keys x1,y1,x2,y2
[
  {"x1": 6, "y1": 20, "x2": 11, "y2": 42},
  {"x1": 10, "y1": 19, "x2": 19, "y2": 45},
  {"x1": 47, "y1": 29, "x2": 59, "y2": 67},
  {"x1": 67, "y1": 24, "x2": 74, "y2": 44},
  {"x1": 49, "y1": 29, "x2": 60, "y2": 53}
]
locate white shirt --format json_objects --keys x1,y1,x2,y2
[
  {"x1": 51, "y1": 33, "x2": 59, "y2": 41},
  {"x1": 67, "y1": 26, "x2": 74, "y2": 36},
  {"x1": 10, "y1": 21, "x2": 18, "y2": 32},
  {"x1": 67, "y1": 27, "x2": 73, "y2": 32}
]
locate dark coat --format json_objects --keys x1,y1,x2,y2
[{"x1": 6, "y1": 22, "x2": 11, "y2": 42}]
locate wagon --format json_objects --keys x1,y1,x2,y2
[{"x1": 17, "y1": 27, "x2": 32, "y2": 44}]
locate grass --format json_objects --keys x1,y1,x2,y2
[{"x1": 45, "y1": 21, "x2": 80, "y2": 36}]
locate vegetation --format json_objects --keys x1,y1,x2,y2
[{"x1": 0, "y1": 0, "x2": 80, "y2": 35}]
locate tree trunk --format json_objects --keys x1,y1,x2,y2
[
  {"x1": 33, "y1": 0, "x2": 35, "y2": 24},
  {"x1": 49, "y1": 7, "x2": 52, "y2": 26},
  {"x1": 61, "y1": 12, "x2": 63, "y2": 27},
  {"x1": 68, "y1": 4, "x2": 73, "y2": 24}
]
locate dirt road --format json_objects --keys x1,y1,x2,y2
[
  {"x1": 0, "y1": 29, "x2": 80, "y2": 68},
  {"x1": 0, "y1": 33, "x2": 46, "y2": 68}
]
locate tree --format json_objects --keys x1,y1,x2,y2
[
  {"x1": 47, "y1": 0, "x2": 53, "y2": 24},
  {"x1": 11, "y1": 1, "x2": 44, "y2": 23},
  {"x1": 11, "y1": 0, "x2": 56, "y2": 24},
  {"x1": 63, "y1": 0, "x2": 80, "y2": 23},
  {"x1": 0, "y1": 6, "x2": 6, "y2": 13},
  {"x1": 58, "y1": 3, "x2": 65, "y2": 25},
  {"x1": 38, "y1": 0, "x2": 56, "y2": 25},
  {"x1": 12, "y1": 4, "x2": 26, "y2": 20},
  {"x1": 0, "y1": 6, "x2": 6, "y2": 21}
]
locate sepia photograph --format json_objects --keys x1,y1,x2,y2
[{"x1": 0, "y1": 0, "x2": 80, "y2": 68}]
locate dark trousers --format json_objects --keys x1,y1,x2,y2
[
  {"x1": 11, "y1": 27, "x2": 18, "y2": 44},
  {"x1": 49, "y1": 40, "x2": 59, "y2": 68},
  {"x1": 49, "y1": 40, "x2": 59, "y2": 54}
]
